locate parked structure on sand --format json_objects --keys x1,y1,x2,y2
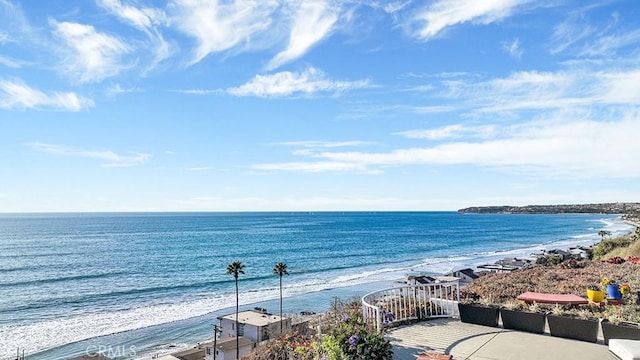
[
  {"x1": 476, "y1": 258, "x2": 534, "y2": 273},
  {"x1": 209, "y1": 309, "x2": 291, "y2": 360},
  {"x1": 155, "y1": 309, "x2": 290, "y2": 360}
]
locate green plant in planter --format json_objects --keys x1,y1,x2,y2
[
  {"x1": 458, "y1": 296, "x2": 500, "y2": 327},
  {"x1": 501, "y1": 299, "x2": 523, "y2": 311},
  {"x1": 546, "y1": 304, "x2": 599, "y2": 343},
  {"x1": 500, "y1": 300, "x2": 546, "y2": 334},
  {"x1": 604, "y1": 304, "x2": 640, "y2": 324},
  {"x1": 528, "y1": 302, "x2": 541, "y2": 313},
  {"x1": 601, "y1": 305, "x2": 640, "y2": 345},
  {"x1": 549, "y1": 304, "x2": 568, "y2": 316}
]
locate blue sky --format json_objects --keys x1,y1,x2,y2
[{"x1": 1, "y1": 0, "x2": 639, "y2": 212}]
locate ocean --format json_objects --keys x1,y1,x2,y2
[{"x1": 0, "y1": 212, "x2": 634, "y2": 359}]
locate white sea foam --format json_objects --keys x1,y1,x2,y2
[
  {"x1": 1, "y1": 292, "x2": 255, "y2": 359},
  {"x1": 0, "y1": 265, "x2": 413, "y2": 358},
  {"x1": 5, "y1": 217, "x2": 635, "y2": 359}
]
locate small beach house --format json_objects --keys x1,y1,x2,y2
[
  {"x1": 217, "y1": 309, "x2": 291, "y2": 343},
  {"x1": 204, "y1": 337, "x2": 253, "y2": 360},
  {"x1": 446, "y1": 268, "x2": 479, "y2": 285}
]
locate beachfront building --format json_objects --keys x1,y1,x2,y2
[
  {"x1": 546, "y1": 249, "x2": 572, "y2": 261},
  {"x1": 476, "y1": 258, "x2": 533, "y2": 273},
  {"x1": 217, "y1": 309, "x2": 291, "y2": 343},
  {"x1": 568, "y1": 246, "x2": 591, "y2": 259},
  {"x1": 204, "y1": 337, "x2": 253, "y2": 360},
  {"x1": 406, "y1": 274, "x2": 437, "y2": 285},
  {"x1": 207, "y1": 309, "x2": 291, "y2": 359},
  {"x1": 155, "y1": 346, "x2": 206, "y2": 360},
  {"x1": 445, "y1": 268, "x2": 479, "y2": 286},
  {"x1": 406, "y1": 273, "x2": 461, "y2": 286}
]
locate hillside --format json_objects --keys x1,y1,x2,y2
[{"x1": 458, "y1": 202, "x2": 640, "y2": 214}]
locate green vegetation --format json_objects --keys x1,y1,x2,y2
[
  {"x1": 601, "y1": 238, "x2": 640, "y2": 259},
  {"x1": 273, "y1": 262, "x2": 289, "y2": 333},
  {"x1": 536, "y1": 255, "x2": 563, "y2": 266},
  {"x1": 226, "y1": 260, "x2": 245, "y2": 360},
  {"x1": 592, "y1": 234, "x2": 639, "y2": 260},
  {"x1": 598, "y1": 230, "x2": 612, "y2": 240},
  {"x1": 464, "y1": 221, "x2": 640, "y2": 324},
  {"x1": 244, "y1": 298, "x2": 393, "y2": 360},
  {"x1": 592, "y1": 236, "x2": 634, "y2": 260}
]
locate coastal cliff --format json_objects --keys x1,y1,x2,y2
[{"x1": 458, "y1": 202, "x2": 640, "y2": 214}]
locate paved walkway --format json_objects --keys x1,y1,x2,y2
[{"x1": 386, "y1": 318, "x2": 617, "y2": 360}]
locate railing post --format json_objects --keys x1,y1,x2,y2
[{"x1": 362, "y1": 282, "x2": 459, "y2": 329}]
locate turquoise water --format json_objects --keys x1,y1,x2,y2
[{"x1": 0, "y1": 212, "x2": 633, "y2": 359}]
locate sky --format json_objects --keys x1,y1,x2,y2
[{"x1": 1, "y1": 0, "x2": 640, "y2": 212}]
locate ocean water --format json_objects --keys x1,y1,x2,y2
[{"x1": 0, "y1": 212, "x2": 634, "y2": 359}]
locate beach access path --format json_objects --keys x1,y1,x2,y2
[{"x1": 387, "y1": 318, "x2": 615, "y2": 360}]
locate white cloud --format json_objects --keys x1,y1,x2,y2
[
  {"x1": 27, "y1": 142, "x2": 150, "y2": 167},
  {"x1": 173, "y1": 88, "x2": 224, "y2": 95},
  {"x1": 0, "y1": 31, "x2": 10, "y2": 43},
  {"x1": 549, "y1": 9, "x2": 640, "y2": 58},
  {"x1": 0, "y1": 79, "x2": 94, "y2": 111},
  {"x1": 409, "y1": 105, "x2": 455, "y2": 113},
  {"x1": 595, "y1": 69, "x2": 640, "y2": 104},
  {"x1": 502, "y1": 38, "x2": 523, "y2": 59},
  {"x1": 396, "y1": 125, "x2": 497, "y2": 140},
  {"x1": 267, "y1": 0, "x2": 338, "y2": 70},
  {"x1": 427, "y1": 68, "x2": 640, "y2": 116},
  {"x1": 0, "y1": 55, "x2": 23, "y2": 68},
  {"x1": 252, "y1": 115, "x2": 640, "y2": 178},
  {"x1": 170, "y1": 0, "x2": 278, "y2": 65},
  {"x1": 549, "y1": 16, "x2": 597, "y2": 55},
  {"x1": 97, "y1": 0, "x2": 166, "y2": 31},
  {"x1": 50, "y1": 19, "x2": 131, "y2": 83},
  {"x1": 97, "y1": 0, "x2": 171, "y2": 68},
  {"x1": 276, "y1": 140, "x2": 374, "y2": 157},
  {"x1": 252, "y1": 161, "x2": 371, "y2": 173},
  {"x1": 106, "y1": 83, "x2": 141, "y2": 97},
  {"x1": 579, "y1": 28, "x2": 640, "y2": 57},
  {"x1": 383, "y1": 1, "x2": 412, "y2": 14},
  {"x1": 411, "y1": 0, "x2": 531, "y2": 40},
  {"x1": 185, "y1": 166, "x2": 213, "y2": 171},
  {"x1": 227, "y1": 67, "x2": 370, "y2": 97},
  {"x1": 0, "y1": 0, "x2": 31, "y2": 39},
  {"x1": 274, "y1": 140, "x2": 373, "y2": 148}
]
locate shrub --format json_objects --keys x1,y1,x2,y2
[
  {"x1": 560, "y1": 258, "x2": 584, "y2": 269},
  {"x1": 592, "y1": 237, "x2": 634, "y2": 260},
  {"x1": 244, "y1": 298, "x2": 393, "y2": 360},
  {"x1": 327, "y1": 314, "x2": 393, "y2": 360},
  {"x1": 536, "y1": 255, "x2": 562, "y2": 266}
]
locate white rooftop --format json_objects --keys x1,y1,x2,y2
[{"x1": 218, "y1": 310, "x2": 287, "y2": 327}]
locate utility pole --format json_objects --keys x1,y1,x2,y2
[{"x1": 212, "y1": 324, "x2": 222, "y2": 360}]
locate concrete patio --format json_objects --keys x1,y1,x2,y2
[{"x1": 386, "y1": 318, "x2": 618, "y2": 360}]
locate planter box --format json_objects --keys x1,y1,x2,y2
[
  {"x1": 458, "y1": 303, "x2": 499, "y2": 327},
  {"x1": 602, "y1": 320, "x2": 640, "y2": 345},
  {"x1": 547, "y1": 314, "x2": 599, "y2": 343},
  {"x1": 500, "y1": 309, "x2": 546, "y2": 334}
]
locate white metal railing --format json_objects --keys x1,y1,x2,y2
[{"x1": 362, "y1": 282, "x2": 460, "y2": 331}]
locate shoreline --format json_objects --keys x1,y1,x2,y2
[
  {"x1": 28, "y1": 280, "x2": 396, "y2": 360},
  {"x1": 19, "y1": 215, "x2": 637, "y2": 360}
]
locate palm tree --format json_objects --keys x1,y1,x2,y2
[
  {"x1": 272, "y1": 262, "x2": 289, "y2": 333},
  {"x1": 598, "y1": 230, "x2": 612, "y2": 240},
  {"x1": 226, "y1": 260, "x2": 245, "y2": 360}
]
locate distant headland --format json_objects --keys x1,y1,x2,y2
[{"x1": 457, "y1": 202, "x2": 640, "y2": 214}]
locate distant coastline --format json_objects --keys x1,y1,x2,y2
[{"x1": 458, "y1": 202, "x2": 640, "y2": 214}]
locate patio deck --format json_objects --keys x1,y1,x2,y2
[{"x1": 386, "y1": 318, "x2": 618, "y2": 360}]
